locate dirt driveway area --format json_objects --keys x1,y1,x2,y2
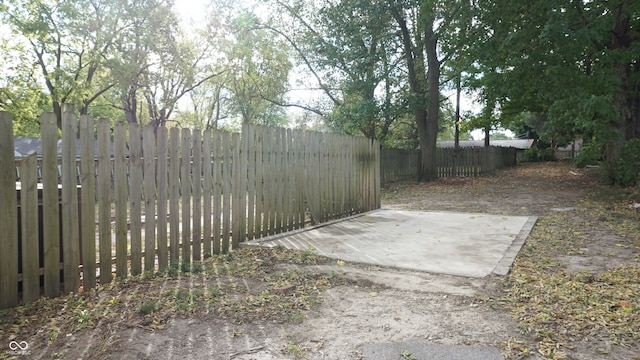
[{"x1": 1, "y1": 162, "x2": 639, "y2": 360}]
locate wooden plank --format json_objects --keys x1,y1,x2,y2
[
  {"x1": 279, "y1": 128, "x2": 288, "y2": 230},
  {"x1": 202, "y1": 130, "x2": 212, "y2": 257},
  {"x1": 181, "y1": 129, "x2": 191, "y2": 261},
  {"x1": 332, "y1": 134, "x2": 339, "y2": 217},
  {"x1": 368, "y1": 139, "x2": 376, "y2": 210},
  {"x1": 20, "y1": 154, "x2": 39, "y2": 303},
  {"x1": 266, "y1": 128, "x2": 276, "y2": 233},
  {"x1": 339, "y1": 135, "x2": 346, "y2": 213},
  {"x1": 143, "y1": 126, "x2": 156, "y2": 272},
  {"x1": 244, "y1": 124, "x2": 256, "y2": 240},
  {"x1": 302, "y1": 131, "x2": 312, "y2": 223},
  {"x1": 231, "y1": 132, "x2": 241, "y2": 248},
  {"x1": 374, "y1": 139, "x2": 381, "y2": 209},
  {"x1": 347, "y1": 135, "x2": 355, "y2": 214},
  {"x1": 156, "y1": 126, "x2": 168, "y2": 270},
  {"x1": 273, "y1": 128, "x2": 282, "y2": 233},
  {"x1": 192, "y1": 131, "x2": 202, "y2": 260},
  {"x1": 129, "y1": 123, "x2": 143, "y2": 275},
  {"x1": 0, "y1": 112, "x2": 18, "y2": 308},
  {"x1": 212, "y1": 131, "x2": 222, "y2": 255},
  {"x1": 97, "y1": 118, "x2": 112, "y2": 285},
  {"x1": 254, "y1": 126, "x2": 264, "y2": 237},
  {"x1": 331, "y1": 134, "x2": 339, "y2": 217},
  {"x1": 318, "y1": 132, "x2": 325, "y2": 219},
  {"x1": 285, "y1": 129, "x2": 294, "y2": 231},
  {"x1": 168, "y1": 128, "x2": 180, "y2": 264},
  {"x1": 273, "y1": 127, "x2": 286, "y2": 234},
  {"x1": 355, "y1": 138, "x2": 364, "y2": 212},
  {"x1": 221, "y1": 131, "x2": 231, "y2": 252},
  {"x1": 319, "y1": 132, "x2": 328, "y2": 222},
  {"x1": 238, "y1": 129, "x2": 248, "y2": 244},
  {"x1": 294, "y1": 130, "x2": 305, "y2": 228},
  {"x1": 62, "y1": 109, "x2": 80, "y2": 292},
  {"x1": 41, "y1": 112, "x2": 61, "y2": 296},
  {"x1": 79, "y1": 115, "x2": 96, "y2": 291},
  {"x1": 114, "y1": 121, "x2": 127, "y2": 279},
  {"x1": 61, "y1": 110, "x2": 78, "y2": 290},
  {"x1": 337, "y1": 135, "x2": 346, "y2": 216}
]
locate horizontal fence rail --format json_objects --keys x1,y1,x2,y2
[
  {"x1": 0, "y1": 109, "x2": 380, "y2": 308},
  {"x1": 380, "y1": 146, "x2": 517, "y2": 184}
]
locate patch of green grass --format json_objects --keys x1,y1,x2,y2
[
  {"x1": 287, "y1": 311, "x2": 306, "y2": 324},
  {"x1": 286, "y1": 341, "x2": 306, "y2": 358},
  {"x1": 75, "y1": 309, "x2": 91, "y2": 326},
  {"x1": 138, "y1": 302, "x2": 157, "y2": 315}
]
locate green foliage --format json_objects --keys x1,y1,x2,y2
[
  {"x1": 523, "y1": 148, "x2": 539, "y2": 162},
  {"x1": 574, "y1": 141, "x2": 602, "y2": 168},
  {"x1": 268, "y1": 0, "x2": 405, "y2": 141},
  {"x1": 602, "y1": 139, "x2": 640, "y2": 187},
  {"x1": 523, "y1": 147, "x2": 555, "y2": 162},
  {"x1": 468, "y1": 0, "x2": 640, "y2": 182},
  {"x1": 209, "y1": 8, "x2": 292, "y2": 126},
  {"x1": 138, "y1": 302, "x2": 157, "y2": 315}
]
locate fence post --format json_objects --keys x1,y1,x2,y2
[{"x1": 0, "y1": 112, "x2": 18, "y2": 308}]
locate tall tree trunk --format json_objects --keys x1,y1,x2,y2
[
  {"x1": 391, "y1": 5, "x2": 437, "y2": 182},
  {"x1": 604, "y1": 7, "x2": 635, "y2": 182},
  {"x1": 423, "y1": 20, "x2": 440, "y2": 182},
  {"x1": 53, "y1": 102, "x2": 62, "y2": 130},
  {"x1": 484, "y1": 126, "x2": 490, "y2": 147},
  {"x1": 630, "y1": 61, "x2": 640, "y2": 139}
]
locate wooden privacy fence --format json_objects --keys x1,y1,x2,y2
[
  {"x1": 380, "y1": 146, "x2": 517, "y2": 184},
  {"x1": 436, "y1": 146, "x2": 517, "y2": 177},
  {"x1": 0, "y1": 110, "x2": 380, "y2": 308},
  {"x1": 380, "y1": 148, "x2": 421, "y2": 184}
]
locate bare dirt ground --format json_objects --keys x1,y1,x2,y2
[{"x1": 1, "y1": 162, "x2": 639, "y2": 360}]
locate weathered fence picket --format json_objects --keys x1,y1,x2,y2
[
  {"x1": 19, "y1": 154, "x2": 39, "y2": 304},
  {"x1": 114, "y1": 121, "x2": 127, "y2": 279},
  {"x1": 41, "y1": 113, "x2": 60, "y2": 296},
  {"x1": 0, "y1": 112, "x2": 18, "y2": 309},
  {"x1": 129, "y1": 123, "x2": 143, "y2": 276},
  {"x1": 157, "y1": 127, "x2": 169, "y2": 270},
  {"x1": 79, "y1": 115, "x2": 96, "y2": 290}
]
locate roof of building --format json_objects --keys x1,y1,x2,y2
[
  {"x1": 437, "y1": 139, "x2": 535, "y2": 150},
  {"x1": 14, "y1": 136, "x2": 115, "y2": 158}
]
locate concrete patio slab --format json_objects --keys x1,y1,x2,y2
[
  {"x1": 245, "y1": 209, "x2": 536, "y2": 278},
  {"x1": 363, "y1": 340, "x2": 504, "y2": 360}
]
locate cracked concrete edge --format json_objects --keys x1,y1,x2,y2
[
  {"x1": 492, "y1": 216, "x2": 538, "y2": 276},
  {"x1": 240, "y1": 210, "x2": 379, "y2": 248}
]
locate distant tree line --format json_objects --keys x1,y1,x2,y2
[{"x1": 1, "y1": 0, "x2": 638, "y2": 184}]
